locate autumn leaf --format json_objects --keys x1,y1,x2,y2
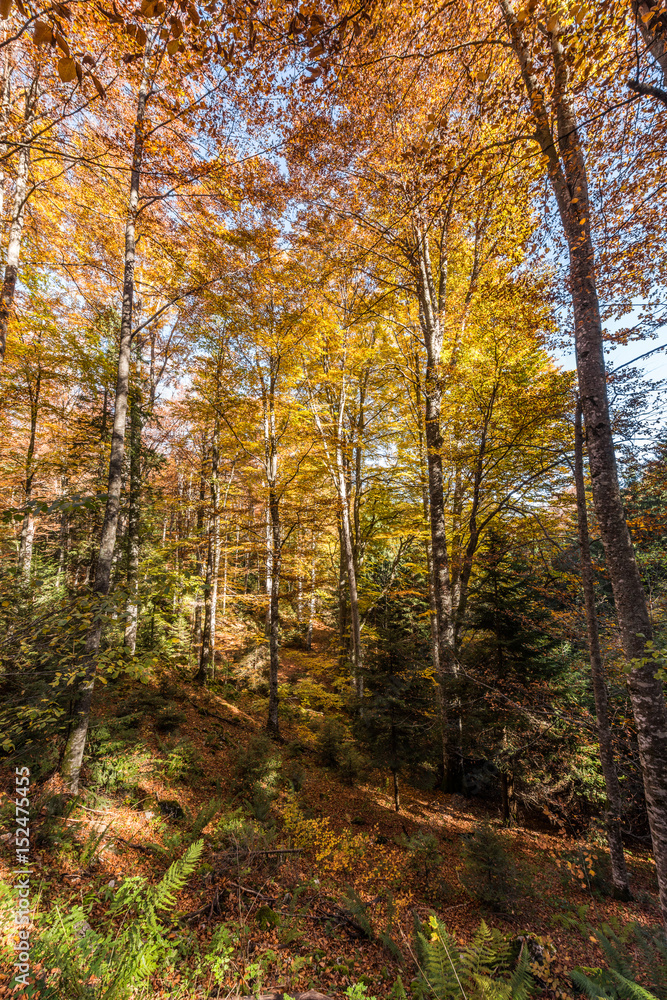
[
  {"x1": 57, "y1": 57, "x2": 78, "y2": 83},
  {"x1": 0, "y1": 0, "x2": 12, "y2": 20},
  {"x1": 90, "y1": 73, "x2": 106, "y2": 98},
  {"x1": 54, "y1": 32, "x2": 71, "y2": 57},
  {"x1": 33, "y1": 21, "x2": 53, "y2": 46}
]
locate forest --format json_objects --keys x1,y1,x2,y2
[{"x1": 1, "y1": 0, "x2": 667, "y2": 996}]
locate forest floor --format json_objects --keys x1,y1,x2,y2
[{"x1": 0, "y1": 626, "x2": 663, "y2": 998}]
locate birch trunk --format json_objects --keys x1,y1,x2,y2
[
  {"x1": 574, "y1": 398, "x2": 630, "y2": 898},
  {"x1": 501, "y1": 0, "x2": 667, "y2": 926},
  {"x1": 17, "y1": 367, "x2": 40, "y2": 584},
  {"x1": 192, "y1": 467, "x2": 206, "y2": 663},
  {"x1": 338, "y1": 465, "x2": 363, "y2": 697},
  {"x1": 264, "y1": 502, "x2": 273, "y2": 638},
  {"x1": 124, "y1": 375, "x2": 142, "y2": 654},
  {"x1": 306, "y1": 535, "x2": 316, "y2": 650},
  {"x1": 60, "y1": 41, "x2": 154, "y2": 794},
  {"x1": 0, "y1": 76, "x2": 36, "y2": 365},
  {"x1": 267, "y1": 486, "x2": 281, "y2": 735},
  {"x1": 0, "y1": 48, "x2": 12, "y2": 223},
  {"x1": 198, "y1": 421, "x2": 220, "y2": 684},
  {"x1": 56, "y1": 474, "x2": 69, "y2": 588}
]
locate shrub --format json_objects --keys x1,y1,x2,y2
[
  {"x1": 316, "y1": 717, "x2": 346, "y2": 766},
  {"x1": 398, "y1": 829, "x2": 443, "y2": 878},
  {"x1": 460, "y1": 820, "x2": 524, "y2": 912},
  {"x1": 214, "y1": 808, "x2": 276, "y2": 853},
  {"x1": 155, "y1": 703, "x2": 187, "y2": 732},
  {"x1": 283, "y1": 757, "x2": 307, "y2": 792},
  {"x1": 232, "y1": 731, "x2": 281, "y2": 795},
  {"x1": 161, "y1": 739, "x2": 200, "y2": 782},
  {"x1": 89, "y1": 742, "x2": 150, "y2": 794},
  {"x1": 338, "y1": 742, "x2": 367, "y2": 786}
]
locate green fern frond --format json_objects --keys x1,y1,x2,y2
[
  {"x1": 571, "y1": 967, "x2": 615, "y2": 1000},
  {"x1": 594, "y1": 928, "x2": 635, "y2": 980},
  {"x1": 508, "y1": 943, "x2": 533, "y2": 1000},
  {"x1": 607, "y1": 970, "x2": 659, "y2": 1000},
  {"x1": 148, "y1": 837, "x2": 204, "y2": 912},
  {"x1": 390, "y1": 974, "x2": 408, "y2": 1000},
  {"x1": 416, "y1": 917, "x2": 534, "y2": 1000},
  {"x1": 417, "y1": 927, "x2": 462, "y2": 998}
]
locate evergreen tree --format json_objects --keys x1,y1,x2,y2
[{"x1": 355, "y1": 572, "x2": 436, "y2": 810}]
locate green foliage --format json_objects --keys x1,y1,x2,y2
[
  {"x1": 570, "y1": 922, "x2": 667, "y2": 1000},
  {"x1": 316, "y1": 717, "x2": 346, "y2": 767},
  {"x1": 390, "y1": 975, "x2": 408, "y2": 1000},
  {"x1": 232, "y1": 731, "x2": 281, "y2": 795},
  {"x1": 256, "y1": 904, "x2": 281, "y2": 930},
  {"x1": 341, "y1": 885, "x2": 374, "y2": 939},
  {"x1": 27, "y1": 840, "x2": 204, "y2": 999},
  {"x1": 415, "y1": 915, "x2": 533, "y2": 1000},
  {"x1": 213, "y1": 808, "x2": 277, "y2": 853},
  {"x1": 160, "y1": 738, "x2": 201, "y2": 782},
  {"x1": 190, "y1": 796, "x2": 223, "y2": 839},
  {"x1": 459, "y1": 821, "x2": 524, "y2": 912},
  {"x1": 155, "y1": 703, "x2": 187, "y2": 732},
  {"x1": 356, "y1": 589, "x2": 435, "y2": 773},
  {"x1": 338, "y1": 741, "x2": 368, "y2": 786},
  {"x1": 346, "y1": 984, "x2": 378, "y2": 1000},
  {"x1": 88, "y1": 741, "x2": 150, "y2": 794},
  {"x1": 397, "y1": 829, "x2": 443, "y2": 877},
  {"x1": 283, "y1": 755, "x2": 307, "y2": 791}
]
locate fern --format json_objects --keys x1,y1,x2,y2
[
  {"x1": 390, "y1": 975, "x2": 408, "y2": 1000},
  {"x1": 570, "y1": 921, "x2": 667, "y2": 1000},
  {"x1": 30, "y1": 840, "x2": 204, "y2": 1000},
  {"x1": 342, "y1": 885, "x2": 374, "y2": 939},
  {"x1": 607, "y1": 971, "x2": 660, "y2": 1000},
  {"x1": 416, "y1": 915, "x2": 534, "y2": 1000},
  {"x1": 571, "y1": 968, "x2": 616, "y2": 1000},
  {"x1": 632, "y1": 924, "x2": 667, "y2": 998}
]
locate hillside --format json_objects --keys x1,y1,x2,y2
[{"x1": 1, "y1": 628, "x2": 664, "y2": 999}]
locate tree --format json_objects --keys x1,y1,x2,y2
[{"x1": 498, "y1": 0, "x2": 667, "y2": 928}]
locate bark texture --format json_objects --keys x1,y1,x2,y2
[
  {"x1": 17, "y1": 366, "x2": 40, "y2": 584},
  {"x1": 124, "y1": 375, "x2": 142, "y2": 655},
  {"x1": 574, "y1": 398, "x2": 630, "y2": 898},
  {"x1": 60, "y1": 42, "x2": 153, "y2": 794},
  {"x1": 500, "y1": 0, "x2": 667, "y2": 928},
  {"x1": 199, "y1": 421, "x2": 220, "y2": 683},
  {"x1": 0, "y1": 76, "x2": 37, "y2": 364}
]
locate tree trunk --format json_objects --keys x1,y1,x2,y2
[
  {"x1": 60, "y1": 40, "x2": 153, "y2": 794},
  {"x1": 415, "y1": 353, "x2": 440, "y2": 675},
  {"x1": 574, "y1": 398, "x2": 630, "y2": 898},
  {"x1": 124, "y1": 374, "x2": 142, "y2": 655},
  {"x1": 392, "y1": 770, "x2": 400, "y2": 812},
  {"x1": 192, "y1": 465, "x2": 206, "y2": 667},
  {"x1": 17, "y1": 368, "x2": 40, "y2": 585},
  {"x1": 267, "y1": 486, "x2": 281, "y2": 736},
  {"x1": 198, "y1": 422, "x2": 220, "y2": 684},
  {"x1": 339, "y1": 487, "x2": 363, "y2": 697},
  {"x1": 56, "y1": 474, "x2": 69, "y2": 588},
  {"x1": 264, "y1": 501, "x2": 273, "y2": 638},
  {"x1": 307, "y1": 534, "x2": 316, "y2": 650},
  {"x1": 501, "y1": 1, "x2": 667, "y2": 926},
  {"x1": 0, "y1": 47, "x2": 12, "y2": 224},
  {"x1": 423, "y1": 328, "x2": 459, "y2": 789},
  {"x1": 0, "y1": 77, "x2": 37, "y2": 365}
]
